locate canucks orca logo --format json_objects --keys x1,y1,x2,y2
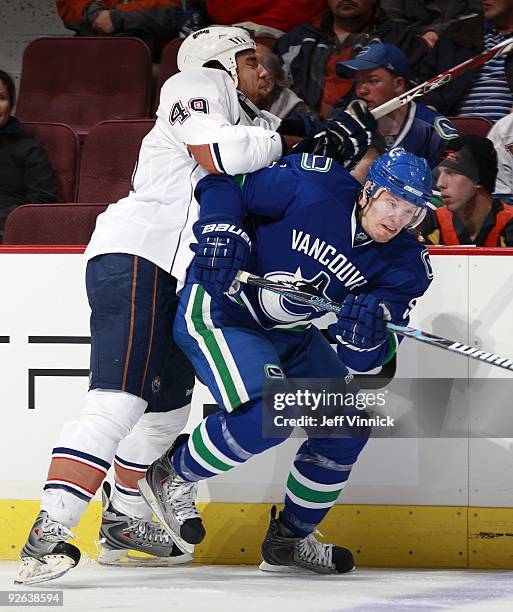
[
  {"x1": 434, "y1": 116, "x2": 459, "y2": 140},
  {"x1": 258, "y1": 269, "x2": 332, "y2": 324}
]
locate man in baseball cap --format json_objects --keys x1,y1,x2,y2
[
  {"x1": 334, "y1": 43, "x2": 458, "y2": 171},
  {"x1": 336, "y1": 43, "x2": 412, "y2": 83},
  {"x1": 419, "y1": 135, "x2": 513, "y2": 246}
]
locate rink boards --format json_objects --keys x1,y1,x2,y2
[{"x1": 1, "y1": 246, "x2": 513, "y2": 568}]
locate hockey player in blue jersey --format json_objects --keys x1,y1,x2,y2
[{"x1": 138, "y1": 147, "x2": 434, "y2": 575}]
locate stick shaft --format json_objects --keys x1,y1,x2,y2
[
  {"x1": 235, "y1": 271, "x2": 513, "y2": 373},
  {"x1": 371, "y1": 38, "x2": 513, "y2": 120}
]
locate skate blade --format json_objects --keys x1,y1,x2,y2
[
  {"x1": 137, "y1": 478, "x2": 195, "y2": 555},
  {"x1": 259, "y1": 561, "x2": 355, "y2": 576},
  {"x1": 14, "y1": 554, "x2": 76, "y2": 585},
  {"x1": 98, "y1": 546, "x2": 193, "y2": 567}
]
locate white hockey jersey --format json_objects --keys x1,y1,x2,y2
[
  {"x1": 488, "y1": 112, "x2": 513, "y2": 194},
  {"x1": 85, "y1": 68, "x2": 282, "y2": 285}
]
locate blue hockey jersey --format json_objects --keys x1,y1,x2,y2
[
  {"x1": 193, "y1": 153, "x2": 433, "y2": 371},
  {"x1": 386, "y1": 102, "x2": 459, "y2": 168}
]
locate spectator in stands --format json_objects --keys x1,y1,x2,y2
[
  {"x1": 206, "y1": 0, "x2": 329, "y2": 36},
  {"x1": 381, "y1": 0, "x2": 481, "y2": 48},
  {"x1": 418, "y1": 0, "x2": 513, "y2": 122},
  {"x1": 54, "y1": 1, "x2": 206, "y2": 61},
  {"x1": 0, "y1": 70, "x2": 57, "y2": 242},
  {"x1": 488, "y1": 110, "x2": 513, "y2": 194},
  {"x1": 335, "y1": 44, "x2": 459, "y2": 168},
  {"x1": 419, "y1": 135, "x2": 513, "y2": 246},
  {"x1": 254, "y1": 44, "x2": 312, "y2": 118},
  {"x1": 274, "y1": 0, "x2": 428, "y2": 117}
]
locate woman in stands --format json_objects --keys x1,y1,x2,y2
[{"x1": 0, "y1": 69, "x2": 57, "y2": 241}]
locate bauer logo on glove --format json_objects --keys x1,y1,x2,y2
[
  {"x1": 190, "y1": 217, "x2": 252, "y2": 299},
  {"x1": 200, "y1": 222, "x2": 251, "y2": 246}
]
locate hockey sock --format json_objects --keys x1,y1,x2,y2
[
  {"x1": 111, "y1": 405, "x2": 190, "y2": 520},
  {"x1": 42, "y1": 389, "x2": 147, "y2": 527},
  {"x1": 172, "y1": 399, "x2": 285, "y2": 481},
  {"x1": 280, "y1": 436, "x2": 368, "y2": 537}
]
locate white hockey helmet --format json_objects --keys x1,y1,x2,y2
[{"x1": 177, "y1": 26, "x2": 256, "y2": 88}]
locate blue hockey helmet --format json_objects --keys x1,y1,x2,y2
[{"x1": 366, "y1": 147, "x2": 432, "y2": 227}]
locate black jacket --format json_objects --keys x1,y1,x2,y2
[
  {"x1": 79, "y1": 3, "x2": 177, "y2": 60},
  {"x1": 79, "y1": 2, "x2": 205, "y2": 61},
  {"x1": 0, "y1": 117, "x2": 58, "y2": 236},
  {"x1": 274, "y1": 10, "x2": 428, "y2": 111},
  {"x1": 417, "y1": 14, "x2": 513, "y2": 115}
]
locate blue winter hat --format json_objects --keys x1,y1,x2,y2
[{"x1": 336, "y1": 43, "x2": 411, "y2": 82}]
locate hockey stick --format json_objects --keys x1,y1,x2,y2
[
  {"x1": 371, "y1": 38, "x2": 513, "y2": 120},
  {"x1": 234, "y1": 271, "x2": 513, "y2": 373}
]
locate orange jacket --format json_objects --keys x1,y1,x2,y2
[
  {"x1": 55, "y1": 0, "x2": 181, "y2": 27},
  {"x1": 435, "y1": 203, "x2": 513, "y2": 246}
]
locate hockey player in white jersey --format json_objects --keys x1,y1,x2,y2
[{"x1": 15, "y1": 26, "x2": 376, "y2": 584}]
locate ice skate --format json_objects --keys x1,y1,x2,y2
[
  {"x1": 98, "y1": 482, "x2": 193, "y2": 566},
  {"x1": 259, "y1": 506, "x2": 355, "y2": 575},
  {"x1": 137, "y1": 433, "x2": 205, "y2": 554},
  {"x1": 14, "y1": 511, "x2": 81, "y2": 585}
]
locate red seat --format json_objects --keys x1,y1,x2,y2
[
  {"x1": 23, "y1": 122, "x2": 80, "y2": 202},
  {"x1": 449, "y1": 116, "x2": 493, "y2": 138},
  {"x1": 155, "y1": 38, "x2": 184, "y2": 109},
  {"x1": 77, "y1": 119, "x2": 155, "y2": 203},
  {"x1": 16, "y1": 37, "x2": 152, "y2": 139},
  {"x1": 3, "y1": 203, "x2": 108, "y2": 244}
]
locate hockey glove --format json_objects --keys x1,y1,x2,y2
[
  {"x1": 328, "y1": 294, "x2": 387, "y2": 351},
  {"x1": 190, "y1": 217, "x2": 251, "y2": 299},
  {"x1": 291, "y1": 100, "x2": 376, "y2": 169},
  {"x1": 278, "y1": 114, "x2": 326, "y2": 138}
]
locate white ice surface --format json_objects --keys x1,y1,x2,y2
[
  {"x1": 2, "y1": 561, "x2": 513, "y2": 612},
  {"x1": 0, "y1": 561, "x2": 513, "y2": 612}
]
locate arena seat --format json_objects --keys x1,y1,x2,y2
[
  {"x1": 23, "y1": 122, "x2": 80, "y2": 203},
  {"x1": 3, "y1": 203, "x2": 108, "y2": 245},
  {"x1": 16, "y1": 37, "x2": 152, "y2": 139},
  {"x1": 449, "y1": 116, "x2": 493, "y2": 138},
  {"x1": 77, "y1": 119, "x2": 155, "y2": 203},
  {"x1": 155, "y1": 38, "x2": 184, "y2": 109}
]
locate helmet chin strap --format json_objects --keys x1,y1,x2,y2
[
  {"x1": 229, "y1": 69, "x2": 239, "y2": 88},
  {"x1": 237, "y1": 92, "x2": 260, "y2": 120},
  {"x1": 355, "y1": 187, "x2": 371, "y2": 225},
  {"x1": 358, "y1": 180, "x2": 375, "y2": 212}
]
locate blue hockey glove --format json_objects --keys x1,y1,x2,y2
[
  {"x1": 190, "y1": 217, "x2": 251, "y2": 298},
  {"x1": 290, "y1": 100, "x2": 377, "y2": 169},
  {"x1": 328, "y1": 294, "x2": 387, "y2": 351}
]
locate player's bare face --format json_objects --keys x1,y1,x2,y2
[
  {"x1": 0, "y1": 80, "x2": 11, "y2": 128},
  {"x1": 236, "y1": 50, "x2": 262, "y2": 103},
  {"x1": 360, "y1": 188, "x2": 417, "y2": 242},
  {"x1": 435, "y1": 167, "x2": 477, "y2": 212},
  {"x1": 354, "y1": 68, "x2": 405, "y2": 110}
]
